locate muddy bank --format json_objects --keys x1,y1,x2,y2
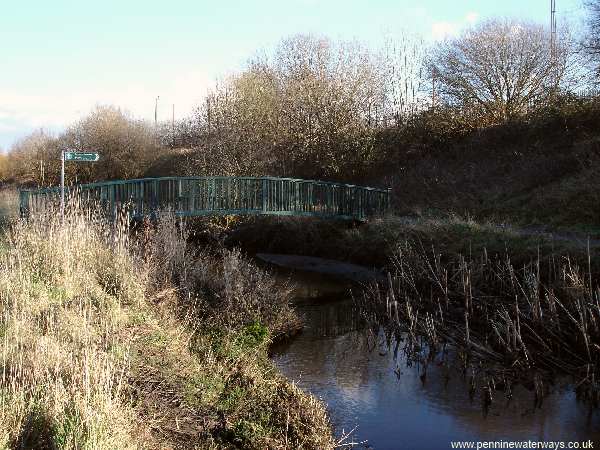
[{"x1": 256, "y1": 253, "x2": 386, "y2": 284}]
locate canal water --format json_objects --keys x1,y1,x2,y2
[{"x1": 270, "y1": 269, "x2": 600, "y2": 450}]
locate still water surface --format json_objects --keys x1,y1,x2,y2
[{"x1": 270, "y1": 270, "x2": 600, "y2": 450}]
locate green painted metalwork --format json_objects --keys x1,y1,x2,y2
[{"x1": 19, "y1": 176, "x2": 391, "y2": 221}]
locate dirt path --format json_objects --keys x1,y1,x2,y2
[
  {"x1": 395, "y1": 215, "x2": 600, "y2": 250},
  {"x1": 513, "y1": 225, "x2": 600, "y2": 249}
]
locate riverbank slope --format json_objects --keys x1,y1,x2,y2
[{"x1": 0, "y1": 210, "x2": 334, "y2": 449}]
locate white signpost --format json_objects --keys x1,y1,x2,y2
[{"x1": 60, "y1": 151, "x2": 100, "y2": 221}]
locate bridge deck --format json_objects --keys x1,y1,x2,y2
[{"x1": 19, "y1": 176, "x2": 391, "y2": 221}]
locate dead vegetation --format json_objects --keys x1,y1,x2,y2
[
  {"x1": 357, "y1": 238, "x2": 600, "y2": 411},
  {"x1": 0, "y1": 206, "x2": 334, "y2": 449}
]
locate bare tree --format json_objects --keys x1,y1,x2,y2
[
  {"x1": 192, "y1": 35, "x2": 387, "y2": 179},
  {"x1": 6, "y1": 130, "x2": 58, "y2": 186},
  {"x1": 380, "y1": 33, "x2": 428, "y2": 125},
  {"x1": 583, "y1": 0, "x2": 600, "y2": 80},
  {"x1": 428, "y1": 19, "x2": 569, "y2": 124},
  {"x1": 60, "y1": 105, "x2": 162, "y2": 182}
]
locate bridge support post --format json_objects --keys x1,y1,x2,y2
[
  {"x1": 19, "y1": 191, "x2": 30, "y2": 219},
  {"x1": 152, "y1": 180, "x2": 159, "y2": 213},
  {"x1": 262, "y1": 179, "x2": 267, "y2": 213}
]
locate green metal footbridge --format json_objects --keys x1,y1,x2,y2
[{"x1": 19, "y1": 176, "x2": 391, "y2": 221}]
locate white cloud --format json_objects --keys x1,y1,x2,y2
[
  {"x1": 431, "y1": 21, "x2": 460, "y2": 40},
  {"x1": 0, "y1": 70, "x2": 214, "y2": 148},
  {"x1": 465, "y1": 11, "x2": 479, "y2": 24},
  {"x1": 430, "y1": 12, "x2": 480, "y2": 40}
]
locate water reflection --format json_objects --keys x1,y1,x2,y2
[{"x1": 271, "y1": 272, "x2": 600, "y2": 450}]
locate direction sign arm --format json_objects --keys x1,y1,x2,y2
[
  {"x1": 64, "y1": 152, "x2": 100, "y2": 162},
  {"x1": 60, "y1": 151, "x2": 65, "y2": 222}
]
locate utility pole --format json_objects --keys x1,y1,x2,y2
[
  {"x1": 432, "y1": 68, "x2": 437, "y2": 113},
  {"x1": 60, "y1": 151, "x2": 100, "y2": 223},
  {"x1": 154, "y1": 96, "x2": 160, "y2": 126},
  {"x1": 172, "y1": 103, "x2": 175, "y2": 147},
  {"x1": 39, "y1": 160, "x2": 44, "y2": 187},
  {"x1": 550, "y1": 0, "x2": 558, "y2": 89},
  {"x1": 60, "y1": 151, "x2": 65, "y2": 222},
  {"x1": 550, "y1": 0, "x2": 557, "y2": 57}
]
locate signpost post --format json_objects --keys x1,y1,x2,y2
[{"x1": 61, "y1": 151, "x2": 100, "y2": 221}]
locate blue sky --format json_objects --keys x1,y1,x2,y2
[{"x1": 0, "y1": 0, "x2": 585, "y2": 150}]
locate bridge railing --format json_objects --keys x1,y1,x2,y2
[{"x1": 19, "y1": 176, "x2": 391, "y2": 220}]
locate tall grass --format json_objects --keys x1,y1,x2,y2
[
  {"x1": 0, "y1": 206, "x2": 141, "y2": 448},
  {"x1": 0, "y1": 205, "x2": 334, "y2": 449},
  {"x1": 145, "y1": 212, "x2": 301, "y2": 336},
  {"x1": 137, "y1": 212, "x2": 333, "y2": 448}
]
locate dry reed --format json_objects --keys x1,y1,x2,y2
[
  {"x1": 358, "y1": 239, "x2": 600, "y2": 409},
  {"x1": 0, "y1": 202, "x2": 333, "y2": 449}
]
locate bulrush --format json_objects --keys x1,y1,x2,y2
[{"x1": 357, "y1": 239, "x2": 600, "y2": 409}]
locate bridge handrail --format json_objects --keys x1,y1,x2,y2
[
  {"x1": 19, "y1": 176, "x2": 390, "y2": 194},
  {"x1": 20, "y1": 176, "x2": 391, "y2": 220}
]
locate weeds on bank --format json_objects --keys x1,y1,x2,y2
[
  {"x1": 0, "y1": 205, "x2": 334, "y2": 449},
  {"x1": 139, "y1": 212, "x2": 329, "y2": 448},
  {"x1": 0, "y1": 205, "x2": 141, "y2": 448}
]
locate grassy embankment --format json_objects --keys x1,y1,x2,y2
[
  {"x1": 207, "y1": 100, "x2": 600, "y2": 269},
  {"x1": 224, "y1": 214, "x2": 600, "y2": 269},
  {"x1": 0, "y1": 206, "x2": 333, "y2": 449},
  {"x1": 377, "y1": 98, "x2": 600, "y2": 235}
]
